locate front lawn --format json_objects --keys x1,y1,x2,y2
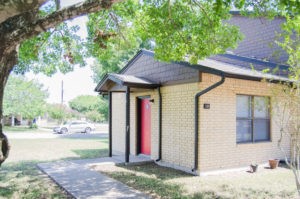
[
  {"x1": 0, "y1": 136, "x2": 108, "y2": 198},
  {"x1": 3, "y1": 126, "x2": 39, "y2": 132},
  {"x1": 92, "y1": 163, "x2": 297, "y2": 199}
]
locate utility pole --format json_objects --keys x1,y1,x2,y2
[{"x1": 61, "y1": 80, "x2": 64, "y2": 105}]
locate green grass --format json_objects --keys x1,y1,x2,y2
[
  {"x1": 107, "y1": 164, "x2": 189, "y2": 198},
  {"x1": 0, "y1": 136, "x2": 108, "y2": 198},
  {"x1": 72, "y1": 149, "x2": 108, "y2": 159},
  {"x1": 95, "y1": 163, "x2": 298, "y2": 199},
  {"x1": 7, "y1": 138, "x2": 108, "y2": 162},
  {"x1": 0, "y1": 161, "x2": 66, "y2": 199},
  {"x1": 3, "y1": 126, "x2": 38, "y2": 132}
]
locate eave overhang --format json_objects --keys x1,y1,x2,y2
[{"x1": 95, "y1": 73, "x2": 160, "y2": 93}]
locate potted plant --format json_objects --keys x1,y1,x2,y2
[
  {"x1": 269, "y1": 159, "x2": 280, "y2": 169},
  {"x1": 250, "y1": 163, "x2": 258, "y2": 173}
]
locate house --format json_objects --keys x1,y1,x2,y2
[{"x1": 95, "y1": 13, "x2": 291, "y2": 175}]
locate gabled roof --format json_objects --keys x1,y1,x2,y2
[
  {"x1": 95, "y1": 15, "x2": 292, "y2": 93},
  {"x1": 125, "y1": 49, "x2": 289, "y2": 81},
  {"x1": 95, "y1": 49, "x2": 290, "y2": 93},
  {"x1": 95, "y1": 73, "x2": 160, "y2": 92}
]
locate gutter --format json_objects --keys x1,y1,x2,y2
[
  {"x1": 156, "y1": 87, "x2": 162, "y2": 162},
  {"x1": 192, "y1": 72, "x2": 225, "y2": 173}
]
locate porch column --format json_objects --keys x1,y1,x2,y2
[
  {"x1": 108, "y1": 91, "x2": 112, "y2": 157},
  {"x1": 125, "y1": 87, "x2": 130, "y2": 163}
]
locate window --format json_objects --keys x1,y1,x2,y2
[{"x1": 236, "y1": 95, "x2": 270, "y2": 143}]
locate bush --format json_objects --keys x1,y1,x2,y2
[
  {"x1": 85, "y1": 111, "x2": 105, "y2": 123},
  {"x1": 30, "y1": 123, "x2": 38, "y2": 129}
]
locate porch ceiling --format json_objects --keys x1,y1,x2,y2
[{"x1": 95, "y1": 73, "x2": 160, "y2": 93}]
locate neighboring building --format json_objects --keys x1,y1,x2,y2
[{"x1": 95, "y1": 14, "x2": 291, "y2": 175}]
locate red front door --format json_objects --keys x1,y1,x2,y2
[{"x1": 140, "y1": 98, "x2": 151, "y2": 155}]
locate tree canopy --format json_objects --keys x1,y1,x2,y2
[
  {"x1": 3, "y1": 75, "x2": 48, "y2": 120},
  {"x1": 69, "y1": 95, "x2": 108, "y2": 122},
  {"x1": 86, "y1": 0, "x2": 300, "y2": 82}
]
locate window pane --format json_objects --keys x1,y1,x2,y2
[
  {"x1": 237, "y1": 95, "x2": 251, "y2": 118},
  {"x1": 253, "y1": 119, "x2": 270, "y2": 141},
  {"x1": 237, "y1": 119, "x2": 252, "y2": 142},
  {"x1": 254, "y1": 96, "x2": 269, "y2": 118}
]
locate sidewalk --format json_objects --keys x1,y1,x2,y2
[{"x1": 38, "y1": 157, "x2": 152, "y2": 199}]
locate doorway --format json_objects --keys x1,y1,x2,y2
[{"x1": 137, "y1": 97, "x2": 151, "y2": 155}]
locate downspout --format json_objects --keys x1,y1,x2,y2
[
  {"x1": 125, "y1": 86, "x2": 130, "y2": 163},
  {"x1": 156, "y1": 87, "x2": 162, "y2": 162},
  {"x1": 192, "y1": 72, "x2": 225, "y2": 173}
]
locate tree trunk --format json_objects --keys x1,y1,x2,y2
[
  {"x1": 0, "y1": 49, "x2": 17, "y2": 166},
  {"x1": 0, "y1": 84, "x2": 10, "y2": 166}
]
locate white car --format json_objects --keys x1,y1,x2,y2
[{"x1": 53, "y1": 121, "x2": 96, "y2": 134}]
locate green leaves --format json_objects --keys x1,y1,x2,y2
[
  {"x1": 14, "y1": 0, "x2": 300, "y2": 81},
  {"x1": 86, "y1": 0, "x2": 147, "y2": 81},
  {"x1": 3, "y1": 76, "x2": 48, "y2": 120},
  {"x1": 69, "y1": 95, "x2": 108, "y2": 122},
  {"x1": 135, "y1": 0, "x2": 242, "y2": 64},
  {"x1": 16, "y1": 22, "x2": 86, "y2": 76}
]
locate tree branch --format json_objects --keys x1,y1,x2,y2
[
  {"x1": 0, "y1": 0, "x2": 46, "y2": 24},
  {"x1": 0, "y1": 0, "x2": 123, "y2": 55}
]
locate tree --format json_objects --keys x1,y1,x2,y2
[
  {"x1": 271, "y1": 14, "x2": 300, "y2": 195},
  {"x1": 86, "y1": 0, "x2": 153, "y2": 82},
  {"x1": 46, "y1": 103, "x2": 75, "y2": 123},
  {"x1": 0, "y1": 0, "x2": 122, "y2": 165},
  {"x1": 3, "y1": 75, "x2": 48, "y2": 124},
  {"x1": 85, "y1": 110, "x2": 105, "y2": 123},
  {"x1": 272, "y1": 82, "x2": 300, "y2": 195},
  {"x1": 69, "y1": 95, "x2": 108, "y2": 122}
]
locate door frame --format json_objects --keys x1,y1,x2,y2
[{"x1": 136, "y1": 95, "x2": 151, "y2": 155}]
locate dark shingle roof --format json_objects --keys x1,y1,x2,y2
[
  {"x1": 95, "y1": 73, "x2": 159, "y2": 92},
  {"x1": 95, "y1": 15, "x2": 292, "y2": 92},
  {"x1": 210, "y1": 54, "x2": 289, "y2": 77},
  {"x1": 227, "y1": 15, "x2": 287, "y2": 63}
]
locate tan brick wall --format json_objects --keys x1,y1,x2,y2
[
  {"x1": 111, "y1": 93, "x2": 126, "y2": 155},
  {"x1": 198, "y1": 73, "x2": 290, "y2": 172},
  {"x1": 160, "y1": 83, "x2": 199, "y2": 169}
]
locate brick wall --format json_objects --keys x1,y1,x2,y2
[
  {"x1": 160, "y1": 83, "x2": 199, "y2": 169},
  {"x1": 111, "y1": 93, "x2": 126, "y2": 155},
  {"x1": 198, "y1": 73, "x2": 290, "y2": 172}
]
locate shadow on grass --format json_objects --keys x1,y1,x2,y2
[
  {"x1": 190, "y1": 191, "x2": 224, "y2": 199},
  {"x1": 0, "y1": 147, "x2": 110, "y2": 198},
  {"x1": 0, "y1": 161, "x2": 66, "y2": 198},
  {"x1": 107, "y1": 171, "x2": 187, "y2": 198},
  {"x1": 72, "y1": 148, "x2": 109, "y2": 159},
  {"x1": 105, "y1": 169, "x2": 225, "y2": 199},
  {"x1": 0, "y1": 186, "x2": 16, "y2": 198},
  {"x1": 117, "y1": 163, "x2": 191, "y2": 180}
]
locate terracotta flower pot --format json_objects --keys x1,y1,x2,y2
[{"x1": 269, "y1": 159, "x2": 279, "y2": 169}]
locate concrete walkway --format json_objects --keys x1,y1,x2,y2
[{"x1": 38, "y1": 157, "x2": 152, "y2": 199}]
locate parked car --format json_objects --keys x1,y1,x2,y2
[{"x1": 53, "y1": 121, "x2": 96, "y2": 134}]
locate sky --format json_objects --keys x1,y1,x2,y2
[{"x1": 26, "y1": 0, "x2": 97, "y2": 104}]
